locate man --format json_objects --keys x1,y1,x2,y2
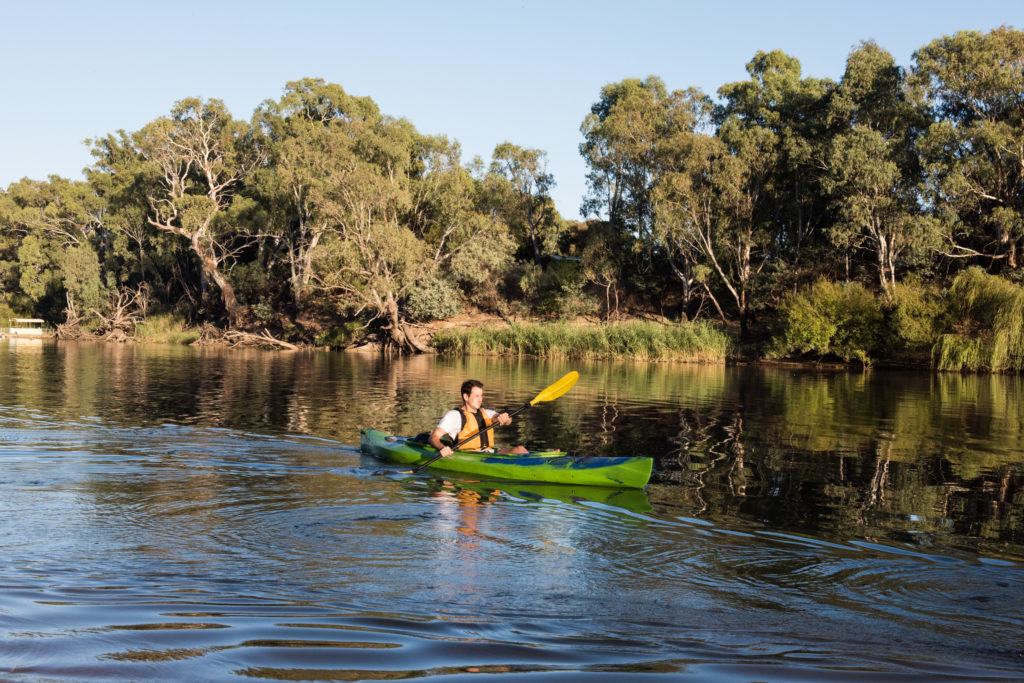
[{"x1": 429, "y1": 379, "x2": 529, "y2": 457}]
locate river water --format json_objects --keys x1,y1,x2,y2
[{"x1": 1, "y1": 339, "x2": 1022, "y2": 681}]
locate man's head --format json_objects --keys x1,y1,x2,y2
[{"x1": 460, "y1": 379, "x2": 484, "y2": 410}]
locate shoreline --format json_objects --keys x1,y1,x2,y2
[{"x1": 6, "y1": 320, "x2": 959, "y2": 375}]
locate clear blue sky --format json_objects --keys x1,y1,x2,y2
[{"x1": 0, "y1": 0, "x2": 1017, "y2": 220}]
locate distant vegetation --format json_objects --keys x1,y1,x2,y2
[
  {"x1": 432, "y1": 320, "x2": 732, "y2": 362},
  {"x1": 1, "y1": 27, "x2": 1023, "y2": 371}
]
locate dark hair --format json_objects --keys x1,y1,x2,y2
[{"x1": 460, "y1": 379, "x2": 484, "y2": 398}]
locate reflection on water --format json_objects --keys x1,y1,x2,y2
[{"x1": 1, "y1": 340, "x2": 1023, "y2": 680}]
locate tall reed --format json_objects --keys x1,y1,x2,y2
[
  {"x1": 133, "y1": 312, "x2": 200, "y2": 345},
  {"x1": 431, "y1": 320, "x2": 732, "y2": 362},
  {"x1": 932, "y1": 267, "x2": 1024, "y2": 372}
]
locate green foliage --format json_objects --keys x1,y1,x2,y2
[
  {"x1": 63, "y1": 244, "x2": 107, "y2": 312},
  {"x1": 404, "y1": 276, "x2": 461, "y2": 322},
  {"x1": 231, "y1": 261, "x2": 274, "y2": 307},
  {"x1": 16, "y1": 235, "x2": 59, "y2": 303},
  {"x1": 521, "y1": 258, "x2": 598, "y2": 319},
  {"x1": 932, "y1": 335, "x2": 987, "y2": 372},
  {"x1": 932, "y1": 267, "x2": 1024, "y2": 372},
  {"x1": 912, "y1": 27, "x2": 1024, "y2": 271},
  {"x1": 3, "y1": 28, "x2": 1024, "y2": 363},
  {"x1": 133, "y1": 312, "x2": 199, "y2": 345},
  {"x1": 447, "y1": 226, "x2": 517, "y2": 313},
  {"x1": 883, "y1": 282, "x2": 946, "y2": 352},
  {"x1": 769, "y1": 279, "x2": 884, "y2": 364},
  {"x1": 432, "y1": 320, "x2": 732, "y2": 361},
  {"x1": 314, "y1": 321, "x2": 363, "y2": 348},
  {"x1": 488, "y1": 142, "x2": 558, "y2": 262},
  {"x1": 0, "y1": 301, "x2": 20, "y2": 325},
  {"x1": 553, "y1": 279, "x2": 600, "y2": 319}
]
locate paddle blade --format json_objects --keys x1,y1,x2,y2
[{"x1": 529, "y1": 371, "x2": 579, "y2": 406}]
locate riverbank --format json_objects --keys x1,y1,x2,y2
[
  {"x1": 30, "y1": 300, "x2": 1012, "y2": 374},
  {"x1": 430, "y1": 319, "x2": 732, "y2": 363},
  {"x1": 16, "y1": 312, "x2": 933, "y2": 373}
]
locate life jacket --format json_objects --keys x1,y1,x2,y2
[{"x1": 456, "y1": 407, "x2": 492, "y2": 451}]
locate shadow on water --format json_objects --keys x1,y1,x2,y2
[{"x1": 1, "y1": 341, "x2": 1023, "y2": 680}]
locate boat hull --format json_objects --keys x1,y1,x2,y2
[{"x1": 360, "y1": 429, "x2": 652, "y2": 489}]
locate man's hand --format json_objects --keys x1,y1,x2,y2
[
  {"x1": 429, "y1": 427, "x2": 454, "y2": 457},
  {"x1": 495, "y1": 412, "x2": 512, "y2": 426}
]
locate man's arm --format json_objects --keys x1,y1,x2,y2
[
  {"x1": 428, "y1": 426, "x2": 453, "y2": 458},
  {"x1": 484, "y1": 408, "x2": 512, "y2": 426}
]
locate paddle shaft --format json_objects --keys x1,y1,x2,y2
[{"x1": 412, "y1": 402, "x2": 529, "y2": 473}]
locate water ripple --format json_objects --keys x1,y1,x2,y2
[{"x1": 2, "y1": 403, "x2": 1024, "y2": 679}]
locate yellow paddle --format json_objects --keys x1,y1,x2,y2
[{"x1": 409, "y1": 371, "x2": 579, "y2": 474}]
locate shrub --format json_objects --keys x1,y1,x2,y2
[
  {"x1": 133, "y1": 312, "x2": 199, "y2": 344},
  {"x1": 314, "y1": 321, "x2": 363, "y2": 348},
  {"x1": 932, "y1": 267, "x2": 1024, "y2": 372},
  {"x1": 449, "y1": 228, "x2": 517, "y2": 313},
  {"x1": 883, "y1": 281, "x2": 946, "y2": 352},
  {"x1": 769, "y1": 279, "x2": 884, "y2": 364},
  {"x1": 404, "y1": 276, "x2": 461, "y2": 322}
]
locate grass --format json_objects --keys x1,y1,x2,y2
[
  {"x1": 932, "y1": 267, "x2": 1024, "y2": 372},
  {"x1": 133, "y1": 312, "x2": 200, "y2": 345},
  {"x1": 431, "y1": 320, "x2": 732, "y2": 362}
]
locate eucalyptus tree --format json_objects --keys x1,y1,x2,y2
[
  {"x1": 306, "y1": 108, "x2": 484, "y2": 352},
  {"x1": 912, "y1": 27, "x2": 1024, "y2": 270},
  {"x1": 825, "y1": 42, "x2": 935, "y2": 291},
  {"x1": 580, "y1": 76, "x2": 704, "y2": 314},
  {"x1": 91, "y1": 98, "x2": 262, "y2": 327},
  {"x1": 0, "y1": 176, "x2": 107, "y2": 316},
  {"x1": 652, "y1": 129, "x2": 731, "y2": 324},
  {"x1": 1, "y1": 176, "x2": 104, "y2": 248},
  {"x1": 715, "y1": 51, "x2": 836, "y2": 294},
  {"x1": 253, "y1": 79, "x2": 381, "y2": 307},
  {"x1": 656, "y1": 51, "x2": 807, "y2": 336},
  {"x1": 488, "y1": 142, "x2": 557, "y2": 263},
  {"x1": 404, "y1": 133, "x2": 515, "y2": 320},
  {"x1": 580, "y1": 76, "x2": 680, "y2": 248},
  {"x1": 580, "y1": 221, "x2": 630, "y2": 320},
  {"x1": 0, "y1": 190, "x2": 16, "y2": 295}
]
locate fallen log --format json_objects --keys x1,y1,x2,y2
[{"x1": 220, "y1": 328, "x2": 299, "y2": 351}]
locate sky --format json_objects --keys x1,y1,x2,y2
[{"x1": 0, "y1": 0, "x2": 1018, "y2": 220}]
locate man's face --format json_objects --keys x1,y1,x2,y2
[{"x1": 463, "y1": 386, "x2": 484, "y2": 412}]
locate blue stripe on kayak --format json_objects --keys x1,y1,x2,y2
[{"x1": 476, "y1": 455, "x2": 646, "y2": 468}]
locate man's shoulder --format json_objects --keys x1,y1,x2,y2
[{"x1": 437, "y1": 409, "x2": 463, "y2": 428}]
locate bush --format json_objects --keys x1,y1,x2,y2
[
  {"x1": 133, "y1": 311, "x2": 199, "y2": 344},
  {"x1": 404, "y1": 276, "x2": 461, "y2": 322},
  {"x1": 521, "y1": 258, "x2": 598, "y2": 319},
  {"x1": 0, "y1": 300, "x2": 28, "y2": 325},
  {"x1": 883, "y1": 281, "x2": 946, "y2": 352},
  {"x1": 932, "y1": 267, "x2": 1024, "y2": 372},
  {"x1": 314, "y1": 321, "x2": 363, "y2": 348},
  {"x1": 449, "y1": 228, "x2": 517, "y2": 313},
  {"x1": 769, "y1": 279, "x2": 884, "y2": 364}
]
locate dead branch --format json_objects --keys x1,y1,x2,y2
[
  {"x1": 90, "y1": 286, "x2": 148, "y2": 342},
  {"x1": 55, "y1": 293, "x2": 87, "y2": 340},
  {"x1": 194, "y1": 325, "x2": 298, "y2": 351}
]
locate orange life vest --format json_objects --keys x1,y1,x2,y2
[{"x1": 456, "y1": 408, "x2": 492, "y2": 451}]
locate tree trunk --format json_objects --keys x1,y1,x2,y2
[
  {"x1": 193, "y1": 240, "x2": 243, "y2": 328},
  {"x1": 385, "y1": 296, "x2": 432, "y2": 353}
]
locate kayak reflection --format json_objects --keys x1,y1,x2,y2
[{"x1": 411, "y1": 476, "x2": 653, "y2": 515}]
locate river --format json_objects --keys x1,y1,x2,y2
[{"x1": 1, "y1": 339, "x2": 1022, "y2": 681}]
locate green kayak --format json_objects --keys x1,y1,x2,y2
[{"x1": 360, "y1": 428, "x2": 653, "y2": 489}]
